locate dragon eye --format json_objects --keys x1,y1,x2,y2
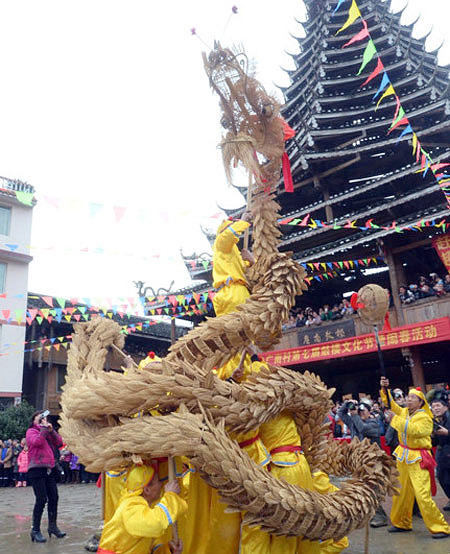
[
  {"x1": 221, "y1": 116, "x2": 231, "y2": 129},
  {"x1": 261, "y1": 103, "x2": 274, "y2": 118}
]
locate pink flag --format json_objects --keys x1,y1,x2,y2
[
  {"x1": 42, "y1": 296, "x2": 54, "y2": 307},
  {"x1": 388, "y1": 116, "x2": 409, "y2": 134},
  {"x1": 113, "y1": 206, "x2": 127, "y2": 223},
  {"x1": 361, "y1": 57, "x2": 383, "y2": 87},
  {"x1": 342, "y1": 20, "x2": 369, "y2": 48}
]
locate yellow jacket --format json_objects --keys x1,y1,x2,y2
[
  {"x1": 260, "y1": 411, "x2": 302, "y2": 467},
  {"x1": 212, "y1": 220, "x2": 250, "y2": 289},
  {"x1": 99, "y1": 491, "x2": 187, "y2": 554},
  {"x1": 380, "y1": 389, "x2": 432, "y2": 463},
  {"x1": 216, "y1": 359, "x2": 270, "y2": 467}
]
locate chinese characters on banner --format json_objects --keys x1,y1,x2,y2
[
  {"x1": 433, "y1": 233, "x2": 450, "y2": 273},
  {"x1": 297, "y1": 319, "x2": 355, "y2": 346},
  {"x1": 262, "y1": 318, "x2": 450, "y2": 367}
]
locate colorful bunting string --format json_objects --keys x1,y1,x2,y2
[
  {"x1": 279, "y1": 214, "x2": 450, "y2": 233},
  {"x1": 333, "y1": 0, "x2": 450, "y2": 208}
]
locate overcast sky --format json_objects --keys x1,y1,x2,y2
[{"x1": 1, "y1": 0, "x2": 449, "y2": 306}]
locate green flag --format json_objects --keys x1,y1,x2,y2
[{"x1": 357, "y1": 40, "x2": 377, "y2": 76}]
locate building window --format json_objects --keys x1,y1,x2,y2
[
  {"x1": 56, "y1": 366, "x2": 67, "y2": 392},
  {"x1": 0, "y1": 206, "x2": 11, "y2": 236},
  {"x1": 0, "y1": 263, "x2": 6, "y2": 294}
]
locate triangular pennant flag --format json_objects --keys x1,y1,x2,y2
[
  {"x1": 28, "y1": 309, "x2": 38, "y2": 321},
  {"x1": 336, "y1": 0, "x2": 361, "y2": 35},
  {"x1": 412, "y1": 133, "x2": 418, "y2": 155},
  {"x1": 36, "y1": 316, "x2": 43, "y2": 325},
  {"x1": 376, "y1": 84, "x2": 395, "y2": 109},
  {"x1": 333, "y1": 0, "x2": 346, "y2": 14},
  {"x1": 342, "y1": 19, "x2": 369, "y2": 48},
  {"x1": 361, "y1": 57, "x2": 384, "y2": 87},
  {"x1": 4, "y1": 243, "x2": 18, "y2": 251},
  {"x1": 389, "y1": 106, "x2": 405, "y2": 129},
  {"x1": 15, "y1": 310, "x2": 23, "y2": 324},
  {"x1": 113, "y1": 206, "x2": 127, "y2": 223},
  {"x1": 1, "y1": 309, "x2": 10, "y2": 320},
  {"x1": 89, "y1": 202, "x2": 103, "y2": 218},
  {"x1": 15, "y1": 191, "x2": 34, "y2": 206},
  {"x1": 64, "y1": 315, "x2": 71, "y2": 322},
  {"x1": 372, "y1": 72, "x2": 390, "y2": 99},
  {"x1": 396, "y1": 124, "x2": 413, "y2": 143},
  {"x1": 41, "y1": 296, "x2": 54, "y2": 307},
  {"x1": 56, "y1": 297, "x2": 66, "y2": 309},
  {"x1": 357, "y1": 40, "x2": 377, "y2": 75}
]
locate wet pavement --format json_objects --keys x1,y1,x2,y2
[{"x1": 0, "y1": 482, "x2": 449, "y2": 553}]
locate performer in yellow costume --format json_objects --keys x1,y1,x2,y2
[
  {"x1": 98, "y1": 464, "x2": 186, "y2": 554},
  {"x1": 212, "y1": 214, "x2": 253, "y2": 318},
  {"x1": 380, "y1": 377, "x2": 450, "y2": 540}
]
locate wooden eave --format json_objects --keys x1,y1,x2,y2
[
  {"x1": 282, "y1": 148, "x2": 450, "y2": 215},
  {"x1": 290, "y1": 205, "x2": 449, "y2": 263}
]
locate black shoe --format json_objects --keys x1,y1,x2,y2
[
  {"x1": 370, "y1": 515, "x2": 388, "y2": 528},
  {"x1": 388, "y1": 526, "x2": 412, "y2": 533},
  {"x1": 30, "y1": 529, "x2": 47, "y2": 543},
  {"x1": 431, "y1": 532, "x2": 450, "y2": 539},
  {"x1": 443, "y1": 501, "x2": 450, "y2": 512},
  {"x1": 48, "y1": 512, "x2": 66, "y2": 539}
]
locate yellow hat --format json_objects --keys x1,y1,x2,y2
[
  {"x1": 138, "y1": 352, "x2": 162, "y2": 370},
  {"x1": 125, "y1": 464, "x2": 155, "y2": 493},
  {"x1": 409, "y1": 388, "x2": 433, "y2": 419}
]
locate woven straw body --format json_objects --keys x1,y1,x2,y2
[{"x1": 60, "y1": 45, "x2": 397, "y2": 541}]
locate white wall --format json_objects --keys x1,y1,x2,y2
[{"x1": 0, "y1": 196, "x2": 33, "y2": 399}]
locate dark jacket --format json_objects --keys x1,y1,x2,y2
[
  {"x1": 432, "y1": 410, "x2": 450, "y2": 468},
  {"x1": 337, "y1": 405, "x2": 381, "y2": 446},
  {"x1": 384, "y1": 424, "x2": 399, "y2": 453}
]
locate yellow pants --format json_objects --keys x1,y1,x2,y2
[
  {"x1": 312, "y1": 472, "x2": 349, "y2": 553},
  {"x1": 213, "y1": 283, "x2": 249, "y2": 317},
  {"x1": 270, "y1": 456, "x2": 321, "y2": 554},
  {"x1": 391, "y1": 459, "x2": 450, "y2": 534}
]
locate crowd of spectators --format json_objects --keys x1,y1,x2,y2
[
  {"x1": 0, "y1": 437, "x2": 99, "y2": 487},
  {"x1": 282, "y1": 298, "x2": 355, "y2": 330},
  {"x1": 399, "y1": 273, "x2": 450, "y2": 304}
]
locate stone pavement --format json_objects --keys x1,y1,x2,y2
[{"x1": 0, "y1": 482, "x2": 449, "y2": 554}]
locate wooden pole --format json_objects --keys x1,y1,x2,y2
[
  {"x1": 243, "y1": 164, "x2": 254, "y2": 250},
  {"x1": 374, "y1": 325, "x2": 390, "y2": 408},
  {"x1": 111, "y1": 344, "x2": 139, "y2": 369},
  {"x1": 364, "y1": 521, "x2": 370, "y2": 554},
  {"x1": 169, "y1": 317, "x2": 179, "y2": 541}
]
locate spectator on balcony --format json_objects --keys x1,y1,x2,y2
[
  {"x1": 434, "y1": 283, "x2": 446, "y2": 297},
  {"x1": 296, "y1": 311, "x2": 306, "y2": 327},
  {"x1": 341, "y1": 299, "x2": 354, "y2": 316},
  {"x1": 331, "y1": 305, "x2": 343, "y2": 320},
  {"x1": 409, "y1": 284, "x2": 421, "y2": 300},
  {"x1": 320, "y1": 305, "x2": 333, "y2": 321},
  {"x1": 429, "y1": 273, "x2": 443, "y2": 287},
  {"x1": 419, "y1": 284, "x2": 436, "y2": 299},
  {"x1": 399, "y1": 286, "x2": 415, "y2": 304},
  {"x1": 418, "y1": 275, "x2": 430, "y2": 288},
  {"x1": 444, "y1": 274, "x2": 450, "y2": 293}
]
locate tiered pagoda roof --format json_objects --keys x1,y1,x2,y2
[{"x1": 276, "y1": 0, "x2": 450, "y2": 263}]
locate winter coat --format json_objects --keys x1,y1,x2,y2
[
  {"x1": 17, "y1": 449, "x2": 29, "y2": 473},
  {"x1": 25, "y1": 424, "x2": 63, "y2": 470},
  {"x1": 337, "y1": 405, "x2": 381, "y2": 446},
  {"x1": 2, "y1": 446, "x2": 13, "y2": 468},
  {"x1": 433, "y1": 410, "x2": 450, "y2": 469}
]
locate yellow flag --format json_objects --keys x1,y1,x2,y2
[
  {"x1": 376, "y1": 84, "x2": 395, "y2": 109},
  {"x1": 336, "y1": 0, "x2": 361, "y2": 35},
  {"x1": 412, "y1": 133, "x2": 418, "y2": 155}
]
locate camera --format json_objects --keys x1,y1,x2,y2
[
  {"x1": 432, "y1": 418, "x2": 442, "y2": 432},
  {"x1": 39, "y1": 409, "x2": 50, "y2": 422},
  {"x1": 345, "y1": 401, "x2": 357, "y2": 411}
]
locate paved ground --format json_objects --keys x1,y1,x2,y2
[{"x1": 0, "y1": 482, "x2": 449, "y2": 554}]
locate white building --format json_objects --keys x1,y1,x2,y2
[{"x1": 0, "y1": 178, "x2": 35, "y2": 407}]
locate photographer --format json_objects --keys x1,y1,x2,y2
[
  {"x1": 338, "y1": 398, "x2": 387, "y2": 527},
  {"x1": 337, "y1": 398, "x2": 380, "y2": 445},
  {"x1": 26, "y1": 410, "x2": 66, "y2": 543},
  {"x1": 430, "y1": 390, "x2": 450, "y2": 511}
]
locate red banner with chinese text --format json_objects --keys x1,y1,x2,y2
[
  {"x1": 433, "y1": 233, "x2": 450, "y2": 273},
  {"x1": 262, "y1": 318, "x2": 450, "y2": 367}
]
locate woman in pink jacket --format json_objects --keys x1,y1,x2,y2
[{"x1": 26, "y1": 410, "x2": 66, "y2": 543}]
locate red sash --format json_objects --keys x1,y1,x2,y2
[
  {"x1": 238, "y1": 435, "x2": 260, "y2": 448},
  {"x1": 270, "y1": 445, "x2": 303, "y2": 455},
  {"x1": 97, "y1": 548, "x2": 118, "y2": 554},
  {"x1": 399, "y1": 444, "x2": 437, "y2": 496}
]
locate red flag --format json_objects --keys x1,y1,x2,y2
[
  {"x1": 282, "y1": 152, "x2": 294, "y2": 193},
  {"x1": 342, "y1": 20, "x2": 369, "y2": 48},
  {"x1": 388, "y1": 116, "x2": 409, "y2": 134},
  {"x1": 361, "y1": 57, "x2": 383, "y2": 87}
]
